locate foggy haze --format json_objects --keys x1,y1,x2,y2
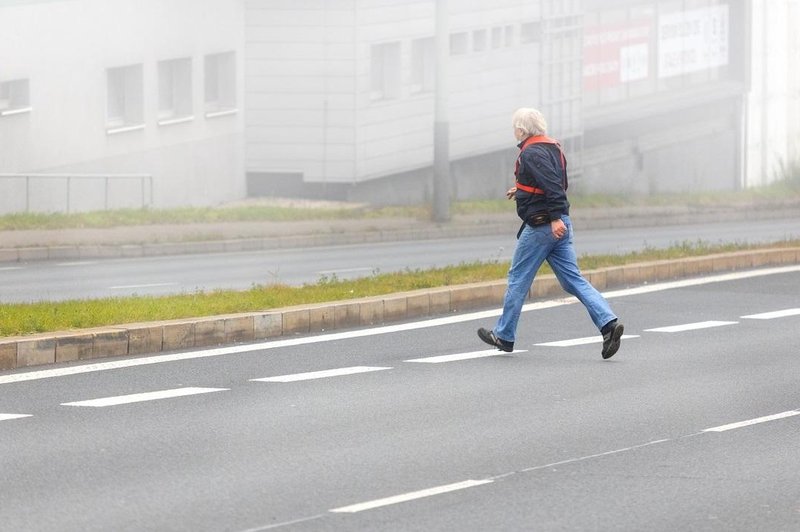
[{"x1": 0, "y1": 0, "x2": 798, "y2": 214}]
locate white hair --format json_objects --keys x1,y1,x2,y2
[{"x1": 512, "y1": 107, "x2": 548, "y2": 136}]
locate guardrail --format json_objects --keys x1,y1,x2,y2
[{"x1": 0, "y1": 173, "x2": 153, "y2": 213}]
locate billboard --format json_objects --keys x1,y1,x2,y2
[
  {"x1": 583, "y1": 20, "x2": 652, "y2": 90},
  {"x1": 658, "y1": 5, "x2": 730, "y2": 78}
]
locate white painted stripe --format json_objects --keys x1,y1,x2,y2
[
  {"x1": 316, "y1": 267, "x2": 374, "y2": 276},
  {"x1": 251, "y1": 366, "x2": 391, "y2": 383},
  {"x1": 0, "y1": 266, "x2": 23, "y2": 271},
  {"x1": 329, "y1": 479, "x2": 493, "y2": 513},
  {"x1": 2, "y1": 265, "x2": 799, "y2": 385},
  {"x1": 109, "y1": 282, "x2": 177, "y2": 290},
  {"x1": 405, "y1": 349, "x2": 526, "y2": 363},
  {"x1": 601, "y1": 265, "x2": 800, "y2": 299},
  {"x1": 514, "y1": 439, "x2": 673, "y2": 475},
  {"x1": 741, "y1": 308, "x2": 800, "y2": 320},
  {"x1": 61, "y1": 387, "x2": 227, "y2": 407},
  {"x1": 645, "y1": 321, "x2": 738, "y2": 333},
  {"x1": 535, "y1": 334, "x2": 639, "y2": 347},
  {"x1": 57, "y1": 261, "x2": 98, "y2": 267},
  {"x1": 703, "y1": 410, "x2": 800, "y2": 432},
  {"x1": 0, "y1": 413, "x2": 32, "y2": 421}
]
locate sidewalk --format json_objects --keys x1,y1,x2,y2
[{"x1": 2, "y1": 200, "x2": 798, "y2": 262}]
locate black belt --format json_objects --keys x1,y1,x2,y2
[{"x1": 516, "y1": 212, "x2": 551, "y2": 238}]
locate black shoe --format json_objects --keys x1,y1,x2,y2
[
  {"x1": 601, "y1": 321, "x2": 624, "y2": 359},
  {"x1": 477, "y1": 328, "x2": 514, "y2": 352}
]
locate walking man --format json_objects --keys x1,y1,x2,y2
[{"x1": 478, "y1": 107, "x2": 624, "y2": 359}]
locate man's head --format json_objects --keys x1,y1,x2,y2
[{"x1": 512, "y1": 107, "x2": 547, "y2": 141}]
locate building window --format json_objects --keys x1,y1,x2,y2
[
  {"x1": 411, "y1": 37, "x2": 435, "y2": 94},
  {"x1": 204, "y1": 51, "x2": 237, "y2": 117},
  {"x1": 0, "y1": 79, "x2": 31, "y2": 116},
  {"x1": 520, "y1": 22, "x2": 542, "y2": 44},
  {"x1": 491, "y1": 27, "x2": 504, "y2": 49},
  {"x1": 106, "y1": 64, "x2": 144, "y2": 132},
  {"x1": 472, "y1": 29, "x2": 487, "y2": 52},
  {"x1": 504, "y1": 25, "x2": 516, "y2": 46},
  {"x1": 450, "y1": 32, "x2": 468, "y2": 55},
  {"x1": 158, "y1": 57, "x2": 193, "y2": 125},
  {"x1": 370, "y1": 42, "x2": 401, "y2": 100}
]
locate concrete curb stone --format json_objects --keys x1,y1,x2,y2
[{"x1": 0, "y1": 247, "x2": 797, "y2": 372}]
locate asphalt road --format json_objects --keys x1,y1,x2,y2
[
  {"x1": 2, "y1": 217, "x2": 799, "y2": 302},
  {"x1": 1, "y1": 267, "x2": 799, "y2": 531}
]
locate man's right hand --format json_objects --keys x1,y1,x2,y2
[{"x1": 506, "y1": 186, "x2": 517, "y2": 200}]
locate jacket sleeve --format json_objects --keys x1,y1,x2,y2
[{"x1": 521, "y1": 145, "x2": 568, "y2": 219}]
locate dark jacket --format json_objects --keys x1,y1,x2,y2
[{"x1": 514, "y1": 140, "x2": 570, "y2": 223}]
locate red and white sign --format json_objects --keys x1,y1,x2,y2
[{"x1": 583, "y1": 20, "x2": 652, "y2": 91}]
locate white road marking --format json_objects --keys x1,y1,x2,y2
[
  {"x1": 329, "y1": 479, "x2": 493, "y2": 514},
  {"x1": 251, "y1": 366, "x2": 391, "y2": 383},
  {"x1": 57, "y1": 261, "x2": 97, "y2": 267},
  {"x1": 644, "y1": 321, "x2": 738, "y2": 333},
  {"x1": 2, "y1": 265, "x2": 799, "y2": 385},
  {"x1": 535, "y1": 334, "x2": 639, "y2": 347},
  {"x1": 703, "y1": 410, "x2": 800, "y2": 432},
  {"x1": 741, "y1": 308, "x2": 800, "y2": 320},
  {"x1": 405, "y1": 348, "x2": 526, "y2": 363},
  {"x1": 108, "y1": 282, "x2": 177, "y2": 290},
  {"x1": 61, "y1": 386, "x2": 227, "y2": 407},
  {"x1": 601, "y1": 265, "x2": 800, "y2": 299},
  {"x1": 0, "y1": 413, "x2": 32, "y2": 421},
  {"x1": 0, "y1": 266, "x2": 23, "y2": 271},
  {"x1": 511, "y1": 439, "x2": 673, "y2": 476},
  {"x1": 315, "y1": 267, "x2": 374, "y2": 276}
]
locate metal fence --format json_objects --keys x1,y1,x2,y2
[{"x1": 0, "y1": 173, "x2": 153, "y2": 213}]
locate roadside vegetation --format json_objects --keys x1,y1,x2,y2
[
  {"x1": 1, "y1": 174, "x2": 799, "y2": 231},
  {"x1": 1, "y1": 239, "x2": 798, "y2": 337}
]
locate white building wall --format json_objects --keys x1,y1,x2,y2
[
  {"x1": 745, "y1": 0, "x2": 800, "y2": 187},
  {"x1": 245, "y1": 0, "x2": 359, "y2": 184},
  {"x1": 245, "y1": 0, "x2": 547, "y2": 185},
  {"x1": 0, "y1": 0, "x2": 245, "y2": 214}
]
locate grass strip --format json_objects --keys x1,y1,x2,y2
[
  {"x1": 2, "y1": 177, "x2": 799, "y2": 230},
  {"x1": 2, "y1": 239, "x2": 798, "y2": 337}
]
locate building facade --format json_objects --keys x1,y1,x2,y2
[
  {"x1": 245, "y1": 0, "x2": 798, "y2": 205},
  {"x1": 0, "y1": 0, "x2": 245, "y2": 214}
]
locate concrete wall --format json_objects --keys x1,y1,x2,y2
[{"x1": 0, "y1": 0, "x2": 246, "y2": 214}]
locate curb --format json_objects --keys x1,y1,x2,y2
[{"x1": 2, "y1": 247, "x2": 798, "y2": 371}]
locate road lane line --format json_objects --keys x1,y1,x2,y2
[
  {"x1": 741, "y1": 308, "x2": 800, "y2": 320},
  {"x1": 405, "y1": 349, "x2": 526, "y2": 363},
  {"x1": 61, "y1": 386, "x2": 228, "y2": 407},
  {"x1": 108, "y1": 282, "x2": 177, "y2": 290},
  {"x1": 0, "y1": 266, "x2": 23, "y2": 271},
  {"x1": 57, "y1": 261, "x2": 98, "y2": 267},
  {"x1": 601, "y1": 265, "x2": 800, "y2": 298},
  {"x1": 535, "y1": 334, "x2": 639, "y2": 347},
  {"x1": 315, "y1": 267, "x2": 374, "y2": 276},
  {"x1": 703, "y1": 410, "x2": 800, "y2": 432},
  {"x1": 251, "y1": 366, "x2": 391, "y2": 383},
  {"x1": 329, "y1": 479, "x2": 493, "y2": 513},
  {"x1": 0, "y1": 413, "x2": 32, "y2": 422},
  {"x1": 3, "y1": 265, "x2": 799, "y2": 385},
  {"x1": 644, "y1": 321, "x2": 738, "y2": 333}
]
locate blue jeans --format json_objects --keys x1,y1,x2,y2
[{"x1": 493, "y1": 215, "x2": 616, "y2": 343}]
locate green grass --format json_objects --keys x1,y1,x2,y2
[
  {"x1": 2, "y1": 239, "x2": 798, "y2": 337},
  {"x1": 2, "y1": 176, "x2": 800, "y2": 231}
]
